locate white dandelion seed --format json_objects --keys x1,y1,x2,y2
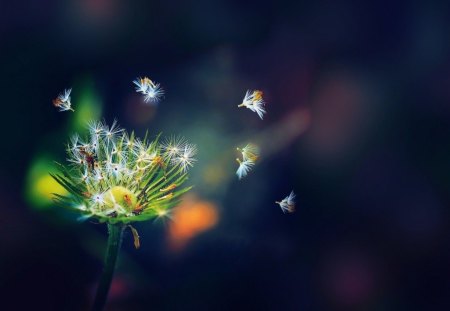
[
  {"x1": 92, "y1": 193, "x2": 105, "y2": 206},
  {"x1": 53, "y1": 88, "x2": 74, "y2": 112},
  {"x1": 88, "y1": 120, "x2": 104, "y2": 137},
  {"x1": 237, "y1": 143, "x2": 260, "y2": 162},
  {"x1": 111, "y1": 162, "x2": 126, "y2": 178},
  {"x1": 130, "y1": 139, "x2": 144, "y2": 156},
  {"x1": 133, "y1": 140, "x2": 154, "y2": 165},
  {"x1": 172, "y1": 144, "x2": 197, "y2": 173},
  {"x1": 275, "y1": 191, "x2": 296, "y2": 213},
  {"x1": 238, "y1": 90, "x2": 266, "y2": 120},
  {"x1": 236, "y1": 158, "x2": 255, "y2": 180},
  {"x1": 144, "y1": 84, "x2": 164, "y2": 103},
  {"x1": 133, "y1": 76, "x2": 164, "y2": 104},
  {"x1": 252, "y1": 99, "x2": 266, "y2": 120},
  {"x1": 161, "y1": 136, "x2": 187, "y2": 161},
  {"x1": 122, "y1": 132, "x2": 135, "y2": 148},
  {"x1": 133, "y1": 77, "x2": 150, "y2": 94},
  {"x1": 102, "y1": 119, "x2": 123, "y2": 143},
  {"x1": 67, "y1": 134, "x2": 80, "y2": 154}
]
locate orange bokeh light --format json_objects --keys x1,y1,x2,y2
[{"x1": 168, "y1": 194, "x2": 219, "y2": 251}]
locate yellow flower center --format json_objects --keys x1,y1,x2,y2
[{"x1": 104, "y1": 186, "x2": 137, "y2": 211}]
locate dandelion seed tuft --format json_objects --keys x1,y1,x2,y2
[
  {"x1": 53, "y1": 88, "x2": 74, "y2": 112},
  {"x1": 238, "y1": 90, "x2": 266, "y2": 120},
  {"x1": 133, "y1": 76, "x2": 164, "y2": 104},
  {"x1": 161, "y1": 136, "x2": 187, "y2": 161},
  {"x1": 235, "y1": 143, "x2": 259, "y2": 179},
  {"x1": 275, "y1": 191, "x2": 296, "y2": 213},
  {"x1": 237, "y1": 143, "x2": 260, "y2": 162},
  {"x1": 236, "y1": 158, "x2": 255, "y2": 180},
  {"x1": 172, "y1": 144, "x2": 197, "y2": 173}
]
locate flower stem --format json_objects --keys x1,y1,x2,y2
[{"x1": 92, "y1": 223, "x2": 125, "y2": 311}]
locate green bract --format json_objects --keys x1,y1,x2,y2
[{"x1": 51, "y1": 121, "x2": 196, "y2": 224}]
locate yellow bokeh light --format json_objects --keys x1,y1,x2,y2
[
  {"x1": 25, "y1": 156, "x2": 69, "y2": 209},
  {"x1": 35, "y1": 174, "x2": 67, "y2": 200}
]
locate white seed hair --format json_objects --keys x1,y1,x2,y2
[
  {"x1": 276, "y1": 191, "x2": 296, "y2": 213},
  {"x1": 238, "y1": 90, "x2": 266, "y2": 120},
  {"x1": 133, "y1": 76, "x2": 164, "y2": 104},
  {"x1": 236, "y1": 159, "x2": 255, "y2": 180}
]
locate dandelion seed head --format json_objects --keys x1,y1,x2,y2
[{"x1": 53, "y1": 121, "x2": 197, "y2": 223}]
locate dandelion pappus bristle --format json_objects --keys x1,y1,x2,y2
[
  {"x1": 53, "y1": 88, "x2": 74, "y2": 112},
  {"x1": 235, "y1": 158, "x2": 255, "y2": 180},
  {"x1": 133, "y1": 76, "x2": 164, "y2": 104},
  {"x1": 172, "y1": 144, "x2": 197, "y2": 173},
  {"x1": 275, "y1": 191, "x2": 296, "y2": 213}
]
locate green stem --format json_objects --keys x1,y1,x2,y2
[{"x1": 92, "y1": 223, "x2": 125, "y2": 311}]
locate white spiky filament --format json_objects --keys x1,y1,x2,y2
[
  {"x1": 172, "y1": 144, "x2": 197, "y2": 173},
  {"x1": 133, "y1": 76, "x2": 164, "y2": 104},
  {"x1": 53, "y1": 88, "x2": 74, "y2": 112}
]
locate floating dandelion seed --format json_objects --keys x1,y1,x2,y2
[
  {"x1": 236, "y1": 158, "x2": 255, "y2": 180},
  {"x1": 275, "y1": 191, "x2": 296, "y2": 213},
  {"x1": 53, "y1": 88, "x2": 74, "y2": 112},
  {"x1": 238, "y1": 90, "x2": 266, "y2": 119},
  {"x1": 172, "y1": 144, "x2": 197, "y2": 173},
  {"x1": 133, "y1": 76, "x2": 164, "y2": 104},
  {"x1": 51, "y1": 121, "x2": 196, "y2": 223},
  {"x1": 161, "y1": 136, "x2": 187, "y2": 161},
  {"x1": 235, "y1": 143, "x2": 259, "y2": 179},
  {"x1": 237, "y1": 143, "x2": 260, "y2": 162},
  {"x1": 102, "y1": 119, "x2": 123, "y2": 143}
]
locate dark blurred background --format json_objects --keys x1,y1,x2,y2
[{"x1": 2, "y1": 0, "x2": 450, "y2": 310}]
